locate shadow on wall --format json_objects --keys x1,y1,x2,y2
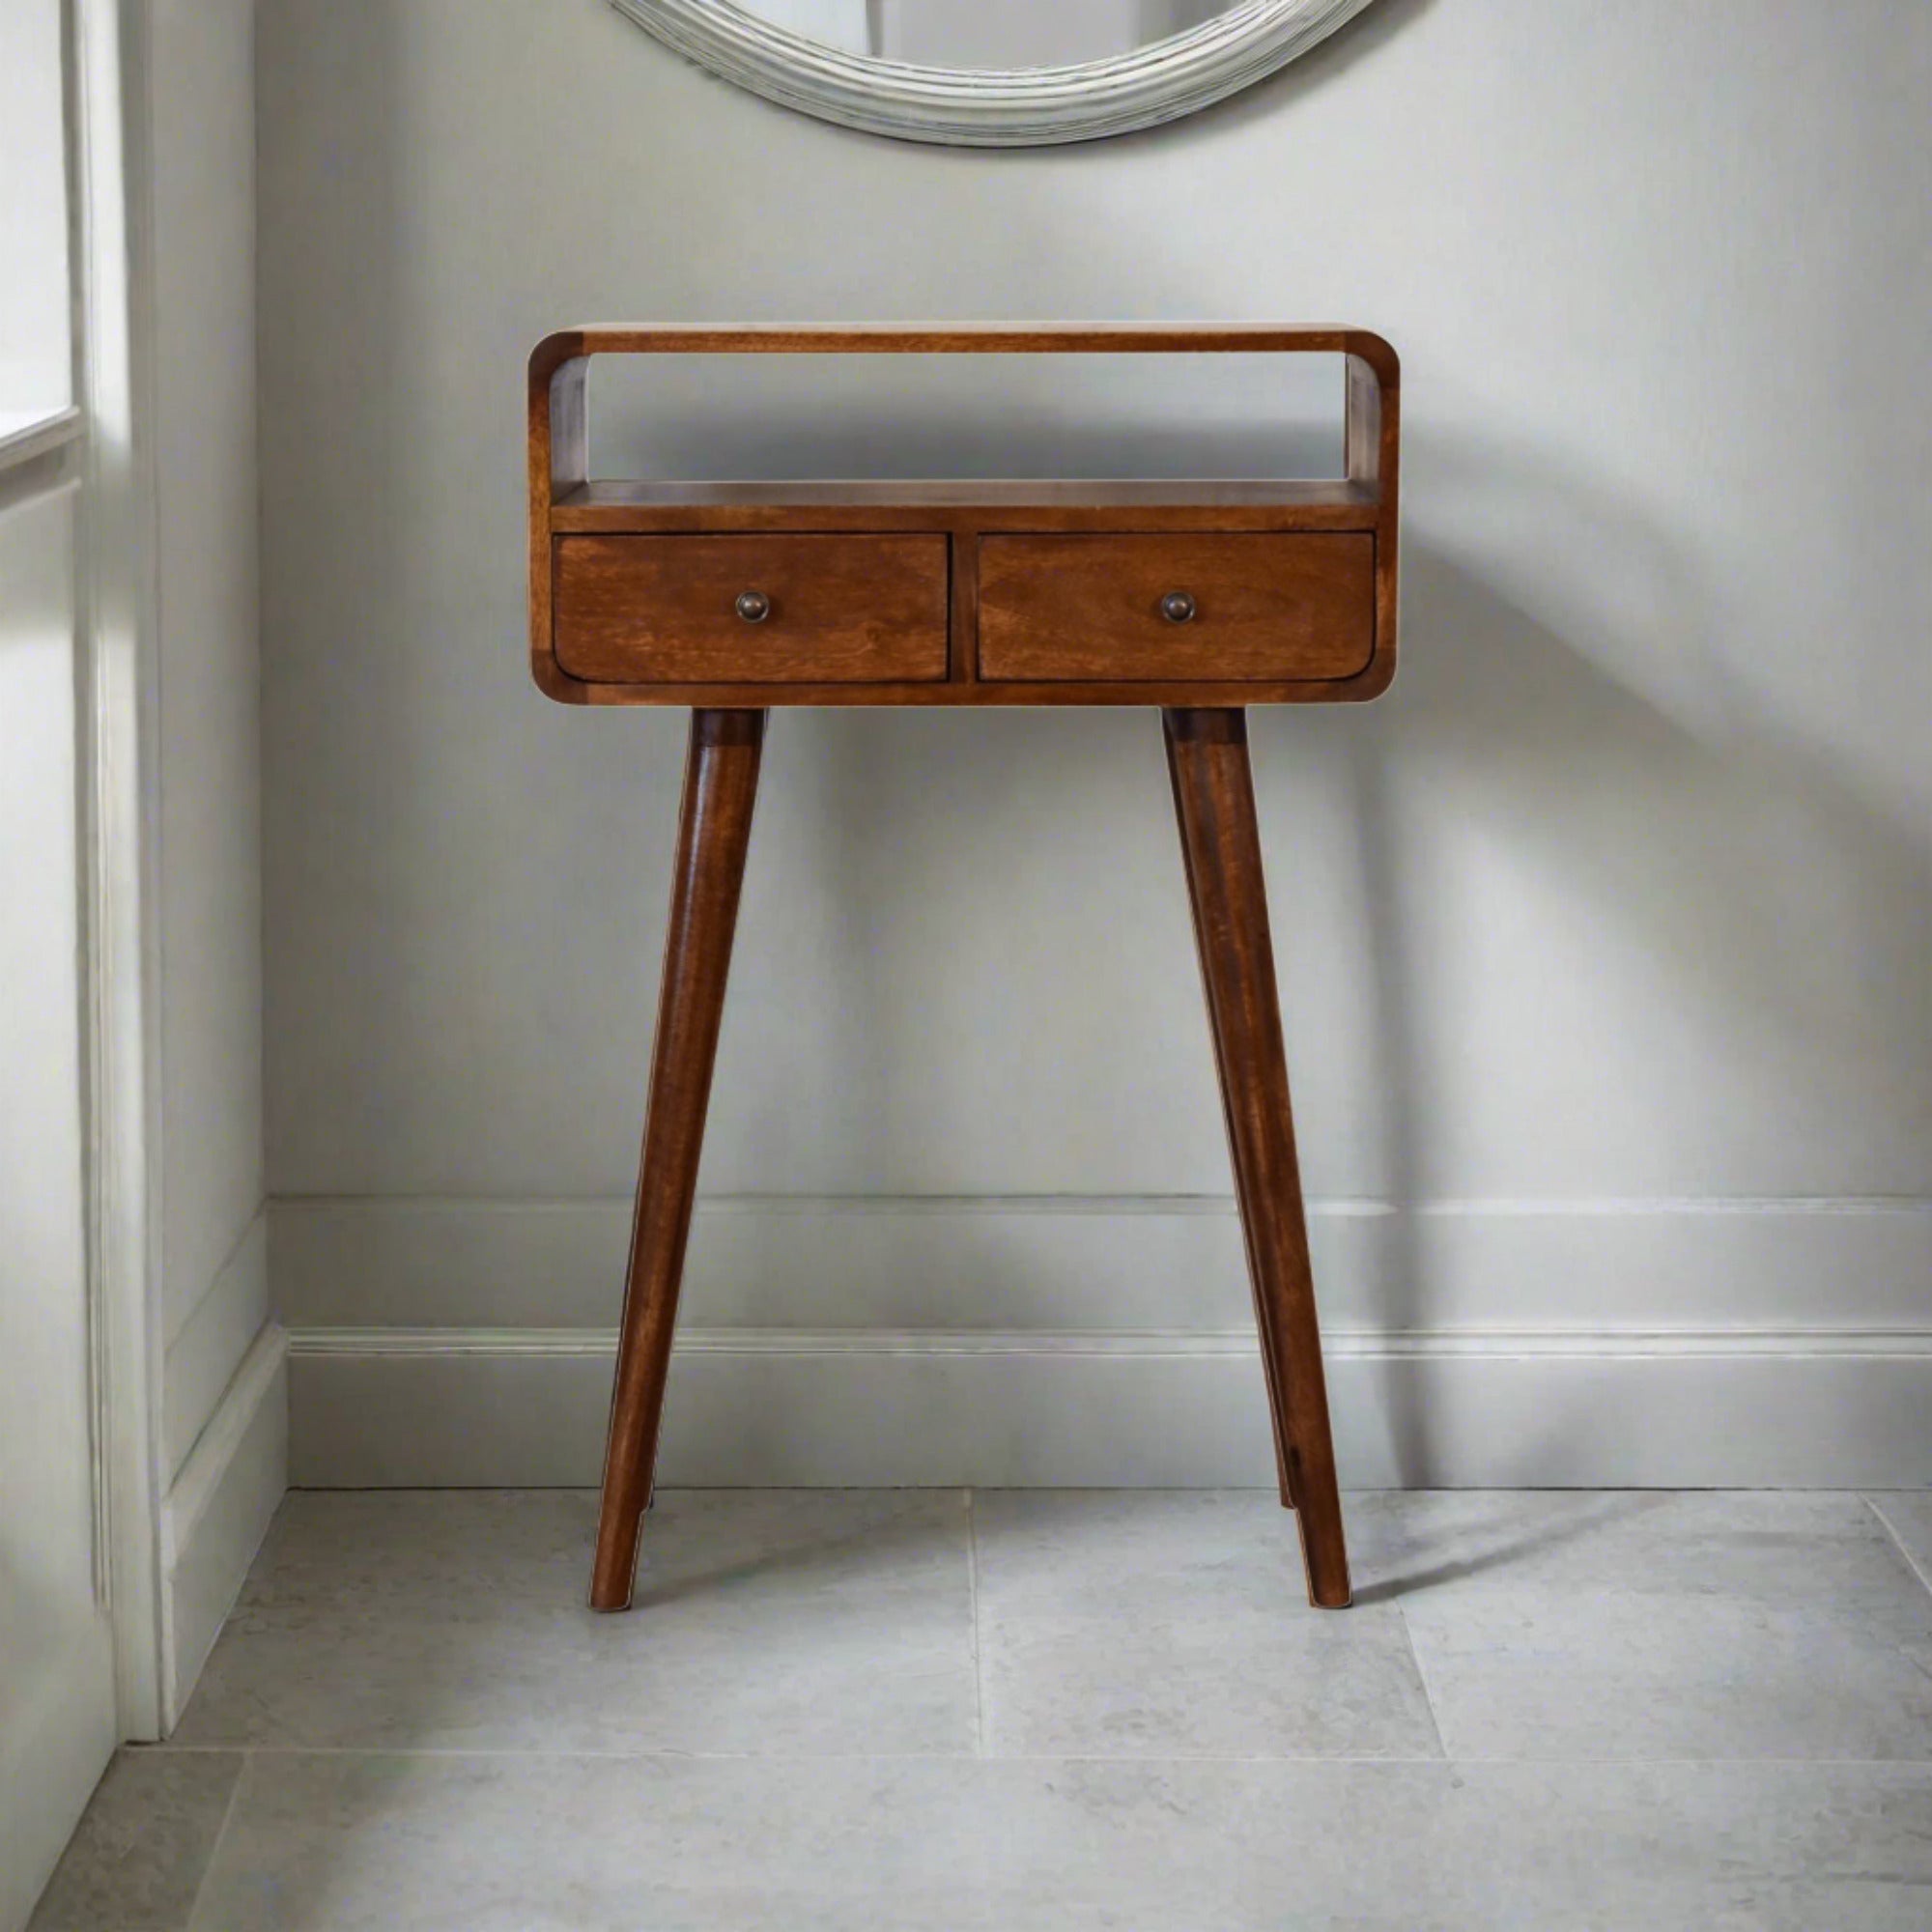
[
  {"x1": 713, "y1": 415, "x2": 1932, "y2": 1441},
  {"x1": 1341, "y1": 429, "x2": 1932, "y2": 1479}
]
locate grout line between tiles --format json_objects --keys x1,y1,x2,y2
[
  {"x1": 966, "y1": 1487, "x2": 988, "y2": 1759},
  {"x1": 1864, "y1": 1495, "x2": 1932, "y2": 1603},
  {"x1": 182, "y1": 1748, "x2": 248, "y2": 1932},
  {"x1": 1394, "y1": 1602, "x2": 1451, "y2": 1762},
  {"x1": 125, "y1": 1742, "x2": 1932, "y2": 1769}
]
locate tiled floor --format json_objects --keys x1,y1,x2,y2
[{"x1": 33, "y1": 1490, "x2": 1932, "y2": 1930}]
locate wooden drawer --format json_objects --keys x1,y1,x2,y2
[
  {"x1": 977, "y1": 533, "x2": 1376, "y2": 683},
  {"x1": 553, "y1": 534, "x2": 950, "y2": 684}
]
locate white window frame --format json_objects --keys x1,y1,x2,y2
[
  {"x1": 0, "y1": 0, "x2": 81, "y2": 473},
  {"x1": 2, "y1": 0, "x2": 170, "y2": 1742}
]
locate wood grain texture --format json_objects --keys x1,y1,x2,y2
[
  {"x1": 590, "y1": 710, "x2": 765, "y2": 1612},
  {"x1": 554, "y1": 534, "x2": 950, "y2": 685},
  {"x1": 1164, "y1": 707, "x2": 1351, "y2": 1609},
  {"x1": 978, "y1": 533, "x2": 1375, "y2": 684},
  {"x1": 526, "y1": 326, "x2": 1400, "y2": 709},
  {"x1": 552, "y1": 479, "x2": 1380, "y2": 524},
  {"x1": 538, "y1": 674, "x2": 1394, "y2": 708},
  {"x1": 530, "y1": 324, "x2": 1400, "y2": 371}
]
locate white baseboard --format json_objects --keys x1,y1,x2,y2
[
  {"x1": 287, "y1": 1322, "x2": 1932, "y2": 1491},
  {"x1": 160, "y1": 1321, "x2": 288, "y2": 1726},
  {"x1": 276, "y1": 1194, "x2": 1932, "y2": 1490},
  {"x1": 162, "y1": 1208, "x2": 270, "y2": 1482},
  {"x1": 271, "y1": 1192, "x2": 1932, "y2": 1335}
]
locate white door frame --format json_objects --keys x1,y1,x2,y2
[{"x1": 71, "y1": 0, "x2": 168, "y2": 1743}]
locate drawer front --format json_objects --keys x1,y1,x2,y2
[
  {"x1": 977, "y1": 533, "x2": 1375, "y2": 683},
  {"x1": 554, "y1": 534, "x2": 950, "y2": 684}
]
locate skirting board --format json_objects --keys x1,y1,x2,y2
[
  {"x1": 162, "y1": 1208, "x2": 270, "y2": 1482},
  {"x1": 272, "y1": 1193, "x2": 1932, "y2": 1336},
  {"x1": 277, "y1": 1195, "x2": 1932, "y2": 1488},
  {"x1": 287, "y1": 1324, "x2": 1932, "y2": 1492},
  {"x1": 160, "y1": 1323, "x2": 288, "y2": 1727}
]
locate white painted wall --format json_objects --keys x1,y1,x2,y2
[
  {"x1": 258, "y1": 0, "x2": 1932, "y2": 1486},
  {"x1": 148, "y1": 0, "x2": 282, "y2": 1714},
  {"x1": 0, "y1": 489, "x2": 119, "y2": 1932}
]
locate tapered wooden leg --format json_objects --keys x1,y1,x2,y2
[
  {"x1": 1164, "y1": 708, "x2": 1351, "y2": 1608},
  {"x1": 1165, "y1": 724, "x2": 1298, "y2": 1514},
  {"x1": 590, "y1": 709, "x2": 765, "y2": 1611}
]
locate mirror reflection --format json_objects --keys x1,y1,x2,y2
[{"x1": 747, "y1": 1, "x2": 1246, "y2": 71}]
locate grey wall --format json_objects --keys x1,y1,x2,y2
[
  {"x1": 155, "y1": 0, "x2": 266, "y2": 1465},
  {"x1": 259, "y1": 0, "x2": 1932, "y2": 1486},
  {"x1": 151, "y1": 0, "x2": 283, "y2": 1714}
]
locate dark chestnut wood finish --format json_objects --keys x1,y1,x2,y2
[
  {"x1": 529, "y1": 326, "x2": 1400, "y2": 708},
  {"x1": 1165, "y1": 709, "x2": 1351, "y2": 1608},
  {"x1": 590, "y1": 709, "x2": 765, "y2": 1612},
  {"x1": 554, "y1": 534, "x2": 950, "y2": 684},
  {"x1": 978, "y1": 533, "x2": 1375, "y2": 683},
  {"x1": 534, "y1": 328, "x2": 1398, "y2": 1615}
]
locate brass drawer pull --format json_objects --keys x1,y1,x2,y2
[
  {"x1": 734, "y1": 589, "x2": 772, "y2": 624},
  {"x1": 1160, "y1": 590, "x2": 1197, "y2": 625}
]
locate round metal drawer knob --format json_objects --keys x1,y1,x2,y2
[
  {"x1": 734, "y1": 589, "x2": 772, "y2": 624},
  {"x1": 1160, "y1": 590, "x2": 1197, "y2": 625}
]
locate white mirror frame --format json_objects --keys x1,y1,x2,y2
[{"x1": 606, "y1": 0, "x2": 1379, "y2": 147}]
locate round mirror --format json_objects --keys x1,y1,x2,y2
[{"x1": 607, "y1": 0, "x2": 1378, "y2": 146}]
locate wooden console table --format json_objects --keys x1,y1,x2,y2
[{"x1": 527, "y1": 326, "x2": 1400, "y2": 1612}]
